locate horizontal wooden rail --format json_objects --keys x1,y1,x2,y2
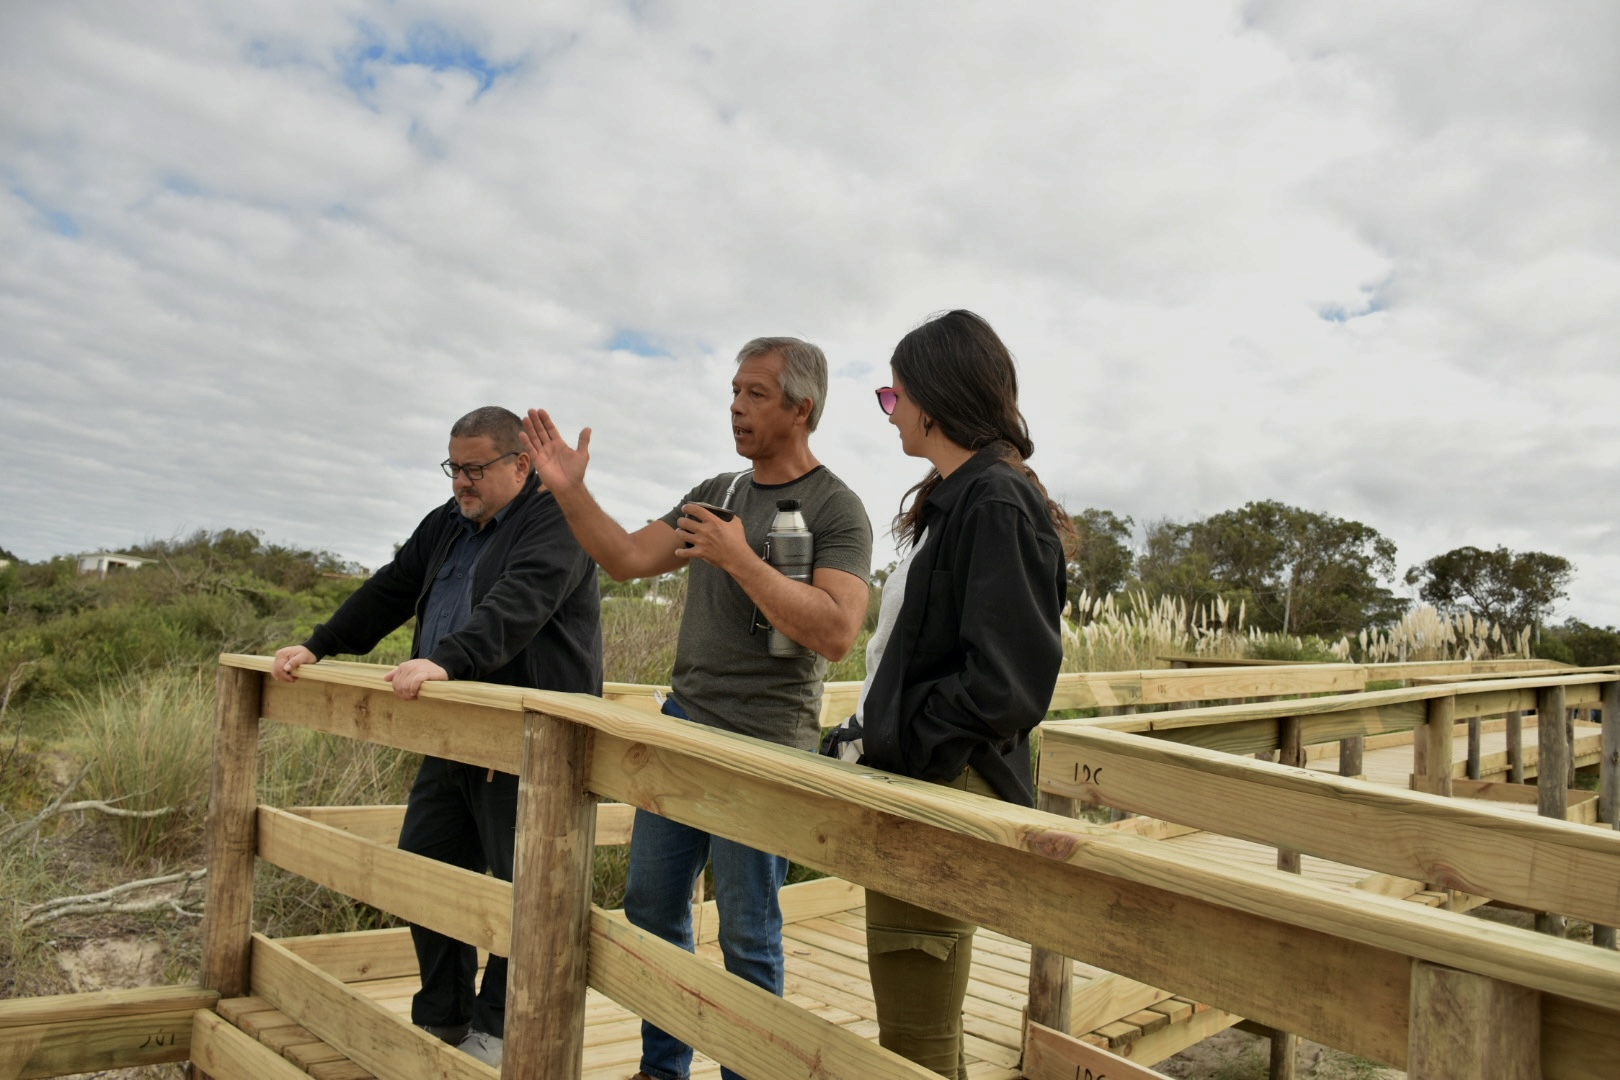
[
  {"x1": 276, "y1": 925, "x2": 419, "y2": 982},
  {"x1": 516, "y1": 687, "x2": 1620, "y2": 1074},
  {"x1": 249, "y1": 933, "x2": 492, "y2": 1080},
  {"x1": 590, "y1": 907, "x2": 935, "y2": 1079},
  {"x1": 217, "y1": 655, "x2": 1620, "y2": 1078},
  {"x1": 1069, "y1": 675, "x2": 1612, "y2": 751},
  {"x1": 288, "y1": 800, "x2": 637, "y2": 847},
  {"x1": 1024, "y1": 1020, "x2": 1166, "y2": 1080},
  {"x1": 257, "y1": 806, "x2": 512, "y2": 956},
  {"x1": 1039, "y1": 725, "x2": 1620, "y2": 926},
  {"x1": 0, "y1": 985, "x2": 217, "y2": 1079}
]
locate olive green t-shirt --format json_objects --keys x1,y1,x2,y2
[{"x1": 659, "y1": 466, "x2": 872, "y2": 751}]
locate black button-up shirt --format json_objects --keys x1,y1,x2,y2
[{"x1": 417, "y1": 502, "x2": 511, "y2": 659}]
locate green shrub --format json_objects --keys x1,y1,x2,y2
[
  {"x1": 67, "y1": 666, "x2": 216, "y2": 864},
  {"x1": 1246, "y1": 634, "x2": 1343, "y2": 662}
]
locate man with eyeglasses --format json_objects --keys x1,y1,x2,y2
[
  {"x1": 271, "y1": 405, "x2": 601, "y2": 1069},
  {"x1": 522, "y1": 337, "x2": 871, "y2": 1080}
]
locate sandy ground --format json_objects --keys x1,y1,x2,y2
[{"x1": 1153, "y1": 1028, "x2": 1403, "y2": 1079}]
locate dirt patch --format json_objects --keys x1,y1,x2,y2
[
  {"x1": 1153, "y1": 1028, "x2": 1403, "y2": 1079},
  {"x1": 56, "y1": 935, "x2": 166, "y2": 992}
]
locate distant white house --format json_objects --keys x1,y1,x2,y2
[{"x1": 77, "y1": 552, "x2": 154, "y2": 579}]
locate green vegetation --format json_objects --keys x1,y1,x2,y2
[
  {"x1": 1535, "y1": 617, "x2": 1620, "y2": 667},
  {"x1": 0, "y1": 531, "x2": 867, "y2": 996},
  {"x1": 1134, "y1": 501, "x2": 1403, "y2": 638},
  {"x1": 0, "y1": 513, "x2": 1583, "y2": 1004},
  {"x1": 1406, "y1": 544, "x2": 1574, "y2": 642},
  {"x1": 0, "y1": 529, "x2": 370, "y2": 712},
  {"x1": 1067, "y1": 508, "x2": 1135, "y2": 606}
]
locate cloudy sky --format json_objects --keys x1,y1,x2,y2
[{"x1": 3, "y1": 2, "x2": 1617, "y2": 625}]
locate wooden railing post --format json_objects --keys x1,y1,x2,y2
[
  {"x1": 1535, "y1": 684, "x2": 1569, "y2": 937},
  {"x1": 1267, "y1": 716, "x2": 1303, "y2": 1080},
  {"x1": 1108, "y1": 705, "x2": 1137, "y2": 823},
  {"x1": 503, "y1": 707, "x2": 598, "y2": 1079},
  {"x1": 1338, "y1": 735, "x2": 1364, "y2": 779},
  {"x1": 1536, "y1": 685, "x2": 1569, "y2": 821},
  {"x1": 1505, "y1": 711, "x2": 1524, "y2": 784},
  {"x1": 1597, "y1": 681, "x2": 1620, "y2": 950},
  {"x1": 1567, "y1": 707, "x2": 1579, "y2": 788},
  {"x1": 1414, "y1": 695, "x2": 1454, "y2": 797},
  {"x1": 199, "y1": 663, "x2": 263, "y2": 998},
  {"x1": 1406, "y1": 962, "x2": 1539, "y2": 1080},
  {"x1": 1466, "y1": 716, "x2": 1482, "y2": 780},
  {"x1": 1275, "y1": 717, "x2": 1304, "y2": 875},
  {"x1": 1026, "y1": 790, "x2": 1076, "y2": 1033}
]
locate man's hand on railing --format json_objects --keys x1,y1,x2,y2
[
  {"x1": 271, "y1": 645, "x2": 317, "y2": 682},
  {"x1": 386, "y1": 658, "x2": 450, "y2": 700}
]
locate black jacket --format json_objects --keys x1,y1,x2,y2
[
  {"x1": 860, "y1": 445, "x2": 1067, "y2": 805},
  {"x1": 305, "y1": 473, "x2": 602, "y2": 695}
]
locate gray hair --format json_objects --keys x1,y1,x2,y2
[
  {"x1": 736, "y1": 337, "x2": 828, "y2": 432},
  {"x1": 450, "y1": 406, "x2": 524, "y2": 455}
]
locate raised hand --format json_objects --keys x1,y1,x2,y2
[{"x1": 522, "y1": 408, "x2": 592, "y2": 493}]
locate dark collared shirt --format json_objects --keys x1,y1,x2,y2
[{"x1": 417, "y1": 502, "x2": 511, "y2": 659}]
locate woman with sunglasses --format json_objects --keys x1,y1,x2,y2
[{"x1": 824, "y1": 309, "x2": 1071, "y2": 1078}]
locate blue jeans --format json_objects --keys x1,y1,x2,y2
[{"x1": 625, "y1": 698, "x2": 790, "y2": 1080}]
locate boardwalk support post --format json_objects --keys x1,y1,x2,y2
[
  {"x1": 1597, "y1": 680, "x2": 1620, "y2": 949},
  {"x1": 1027, "y1": 791, "x2": 1076, "y2": 1034},
  {"x1": 1338, "y1": 735, "x2": 1364, "y2": 779},
  {"x1": 1266, "y1": 716, "x2": 1303, "y2": 1080},
  {"x1": 1535, "y1": 684, "x2": 1569, "y2": 936},
  {"x1": 200, "y1": 663, "x2": 262, "y2": 999},
  {"x1": 504, "y1": 707, "x2": 598, "y2": 1079},
  {"x1": 1414, "y1": 695, "x2": 1455, "y2": 797},
  {"x1": 1505, "y1": 710, "x2": 1524, "y2": 784},
  {"x1": 1406, "y1": 961, "x2": 1539, "y2": 1080}
]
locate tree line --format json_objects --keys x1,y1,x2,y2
[{"x1": 1066, "y1": 500, "x2": 1617, "y2": 665}]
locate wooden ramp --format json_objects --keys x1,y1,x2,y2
[{"x1": 205, "y1": 888, "x2": 1234, "y2": 1080}]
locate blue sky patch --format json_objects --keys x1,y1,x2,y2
[
  {"x1": 340, "y1": 20, "x2": 520, "y2": 100},
  {"x1": 607, "y1": 329, "x2": 673, "y2": 358},
  {"x1": 11, "y1": 186, "x2": 80, "y2": 238},
  {"x1": 1318, "y1": 278, "x2": 1392, "y2": 323}
]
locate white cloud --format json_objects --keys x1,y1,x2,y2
[{"x1": 2, "y1": 0, "x2": 1617, "y2": 627}]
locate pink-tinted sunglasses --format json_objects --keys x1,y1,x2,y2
[{"x1": 875, "y1": 386, "x2": 901, "y2": 415}]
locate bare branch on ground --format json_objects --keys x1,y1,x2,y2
[
  {"x1": 0, "y1": 759, "x2": 93, "y2": 847},
  {"x1": 23, "y1": 868, "x2": 207, "y2": 926}
]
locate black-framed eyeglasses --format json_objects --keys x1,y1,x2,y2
[
  {"x1": 441, "y1": 451, "x2": 518, "y2": 480},
  {"x1": 875, "y1": 386, "x2": 901, "y2": 415}
]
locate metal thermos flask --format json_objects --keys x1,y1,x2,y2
[{"x1": 763, "y1": 499, "x2": 814, "y2": 658}]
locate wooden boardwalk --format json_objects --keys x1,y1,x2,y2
[
  {"x1": 209, "y1": 718, "x2": 1609, "y2": 1080},
  {"x1": 218, "y1": 902, "x2": 1234, "y2": 1080}
]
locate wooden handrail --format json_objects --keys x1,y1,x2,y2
[{"x1": 195, "y1": 654, "x2": 1620, "y2": 1079}]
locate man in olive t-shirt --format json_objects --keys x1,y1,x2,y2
[
  {"x1": 657, "y1": 464, "x2": 869, "y2": 751},
  {"x1": 521, "y1": 336, "x2": 872, "y2": 1080}
]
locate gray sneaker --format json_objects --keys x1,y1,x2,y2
[
  {"x1": 418, "y1": 1021, "x2": 469, "y2": 1045},
  {"x1": 459, "y1": 1029, "x2": 504, "y2": 1067}
]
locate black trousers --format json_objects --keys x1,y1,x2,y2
[{"x1": 397, "y1": 755, "x2": 519, "y2": 1037}]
